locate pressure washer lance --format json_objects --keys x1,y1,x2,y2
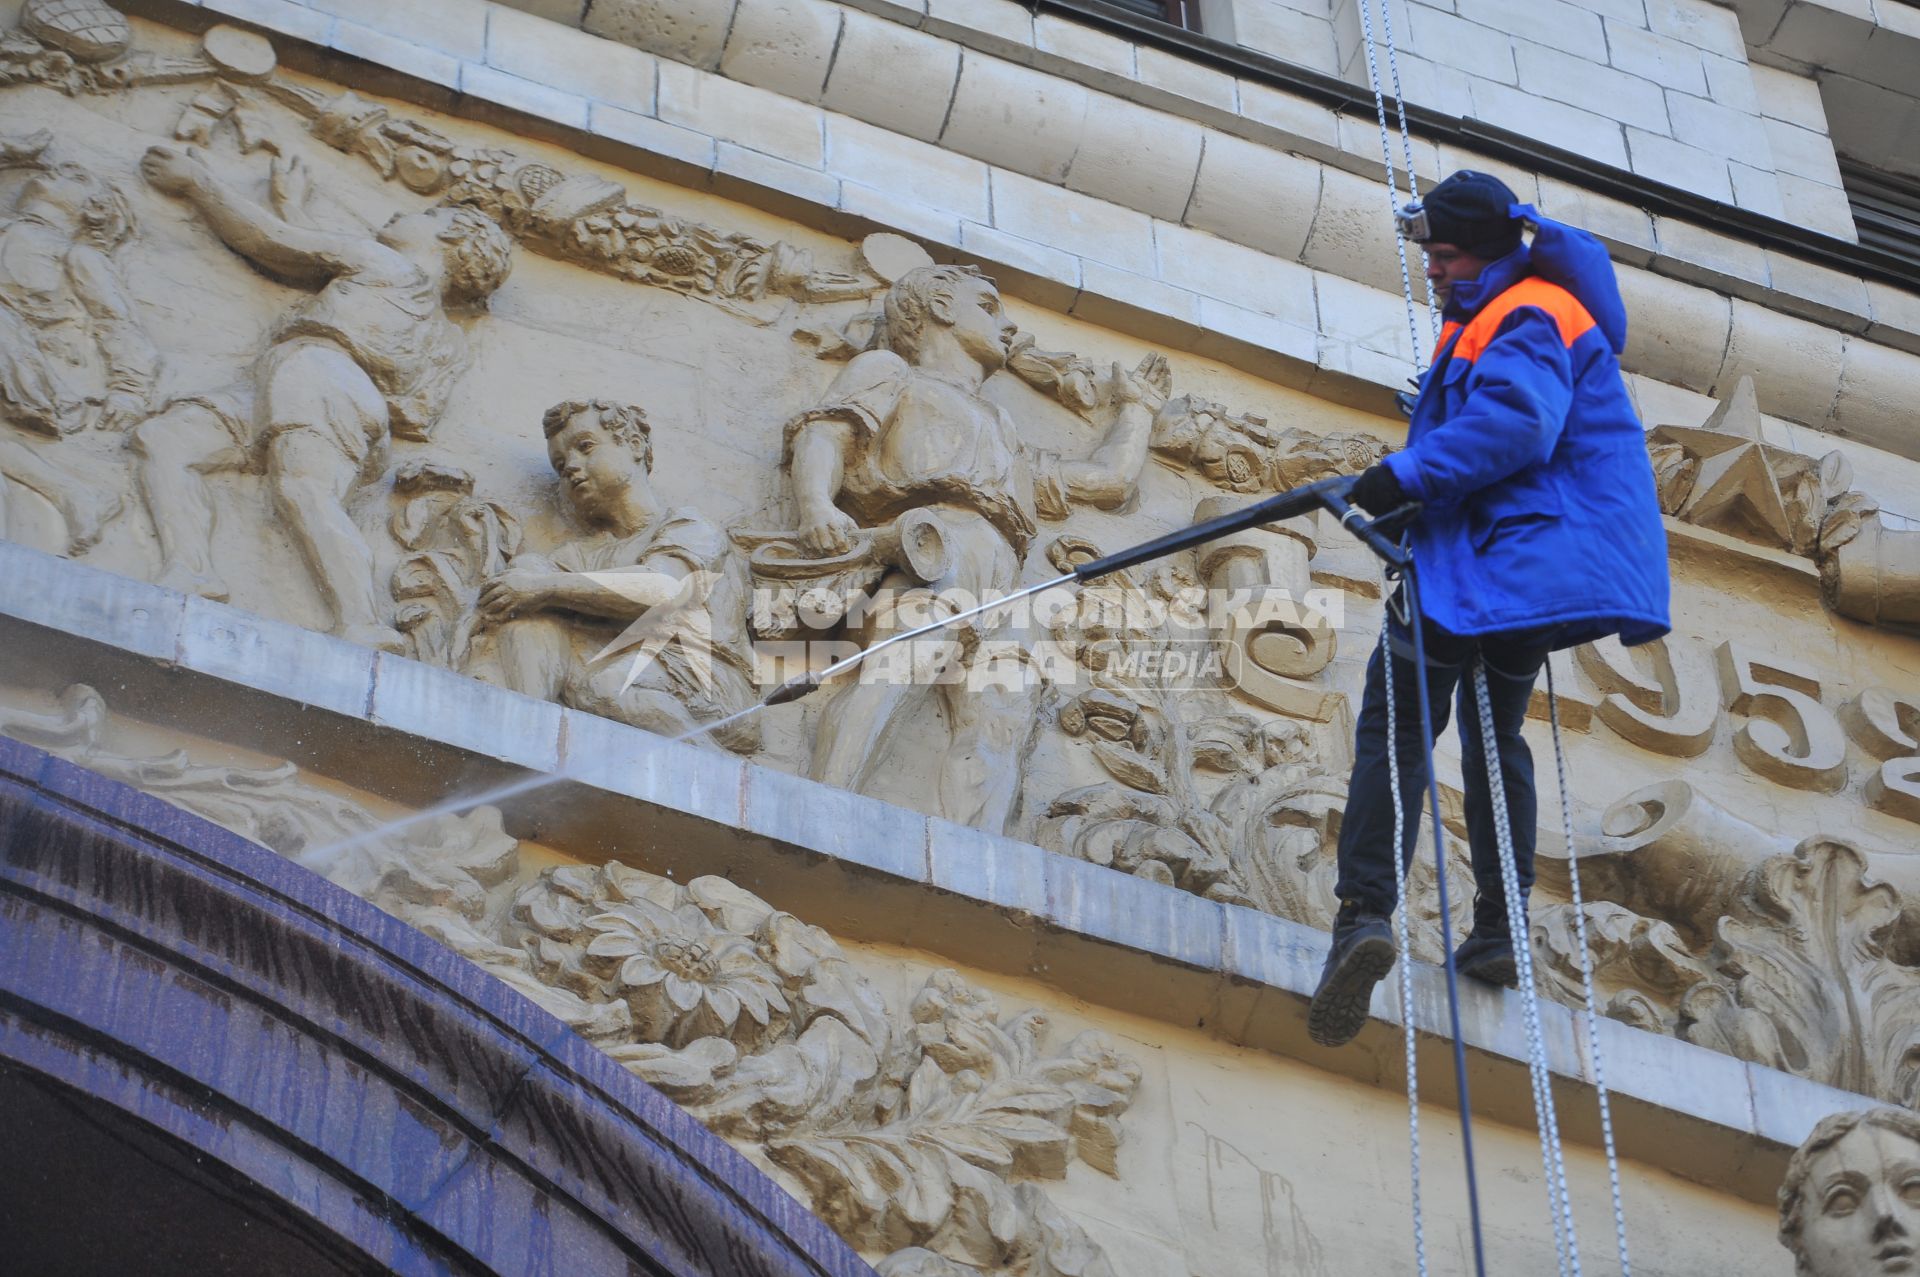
[{"x1": 759, "y1": 473, "x2": 1413, "y2": 707}]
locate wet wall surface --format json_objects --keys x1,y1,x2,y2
[{"x1": 0, "y1": 734, "x2": 875, "y2": 1277}]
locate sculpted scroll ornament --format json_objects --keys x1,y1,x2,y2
[
  {"x1": 1678, "y1": 839, "x2": 1920, "y2": 1107},
  {"x1": 1530, "y1": 902, "x2": 1710, "y2": 1035},
  {"x1": 1823, "y1": 511, "x2": 1920, "y2": 633},
  {"x1": 1554, "y1": 779, "x2": 1920, "y2": 1104},
  {"x1": 0, "y1": 683, "x2": 1141, "y2": 1277}
]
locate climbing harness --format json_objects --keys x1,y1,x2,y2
[{"x1": 1351, "y1": 0, "x2": 1635, "y2": 1270}]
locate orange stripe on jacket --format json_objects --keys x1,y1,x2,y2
[{"x1": 1446, "y1": 277, "x2": 1596, "y2": 364}]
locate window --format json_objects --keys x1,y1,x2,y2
[
  {"x1": 1103, "y1": 0, "x2": 1203, "y2": 32},
  {"x1": 1839, "y1": 160, "x2": 1920, "y2": 271}
]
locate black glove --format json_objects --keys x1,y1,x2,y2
[{"x1": 1348, "y1": 464, "x2": 1408, "y2": 516}]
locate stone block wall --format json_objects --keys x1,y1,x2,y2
[
  {"x1": 4, "y1": 1, "x2": 1920, "y2": 1272},
  {"x1": 1213, "y1": 0, "x2": 1859, "y2": 237}
]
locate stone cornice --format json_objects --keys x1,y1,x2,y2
[
  {"x1": 0, "y1": 539, "x2": 1874, "y2": 1208},
  {"x1": 1036, "y1": 0, "x2": 1920, "y2": 292}
]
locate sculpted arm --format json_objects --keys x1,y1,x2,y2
[
  {"x1": 540, "y1": 563, "x2": 685, "y2": 619},
  {"x1": 476, "y1": 550, "x2": 681, "y2": 625},
  {"x1": 1053, "y1": 354, "x2": 1168, "y2": 510},
  {"x1": 788, "y1": 417, "x2": 860, "y2": 555},
  {"x1": 67, "y1": 245, "x2": 158, "y2": 428},
  {"x1": 139, "y1": 145, "x2": 404, "y2": 285},
  {"x1": 783, "y1": 348, "x2": 905, "y2": 555}
]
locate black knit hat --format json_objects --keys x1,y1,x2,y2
[{"x1": 1405, "y1": 170, "x2": 1522, "y2": 259}]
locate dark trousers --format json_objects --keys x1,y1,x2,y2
[{"x1": 1333, "y1": 608, "x2": 1558, "y2": 940}]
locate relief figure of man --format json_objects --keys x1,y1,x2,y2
[
  {"x1": 0, "y1": 132, "x2": 157, "y2": 549},
  {"x1": 131, "y1": 146, "x2": 511, "y2": 650},
  {"x1": 785, "y1": 264, "x2": 1162, "y2": 831},
  {"x1": 466, "y1": 398, "x2": 760, "y2": 753},
  {"x1": 1779, "y1": 1108, "x2": 1920, "y2": 1276}
]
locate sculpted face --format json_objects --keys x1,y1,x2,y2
[
  {"x1": 377, "y1": 207, "x2": 450, "y2": 260},
  {"x1": 547, "y1": 409, "x2": 638, "y2": 520},
  {"x1": 17, "y1": 170, "x2": 91, "y2": 220},
  {"x1": 1799, "y1": 1125, "x2": 1920, "y2": 1277},
  {"x1": 942, "y1": 275, "x2": 1016, "y2": 374}
]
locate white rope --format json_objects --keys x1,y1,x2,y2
[
  {"x1": 1371, "y1": 0, "x2": 1441, "y2": 341},
  {"x1": 1381, "y1": 622, "x2": 1430, "y2": 1277},
  {"x1": 1355, "y1": 7, "x2": 1438, "y2": 1273},
  {"x1": 1472, "y1": 663, "x2": 1580, "y2": 1276},
  {"x1": 1548, "y1": 663, "x2": 1634, "y2": 1276},
  {"x1": 1354, "y1": 5, "x2": 1635, "y2": 1274},
  {"x1": 1355, "y1": 0, "x2": 1431, "y2": 368}
]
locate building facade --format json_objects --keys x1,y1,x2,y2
[{"x1": 1, "y1": 0, "x2": 1917, "y2": 1271}]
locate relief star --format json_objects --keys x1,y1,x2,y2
[{"x1": 1651, "y1": 376, "x2": 1797, "y2": 549}]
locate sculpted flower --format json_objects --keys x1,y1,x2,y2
[{"x1": 585, "y1": 898, "x2": 790, "y2": 1049}]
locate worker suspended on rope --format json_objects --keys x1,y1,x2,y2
[{"x1": 1307, "y1": 170, "x2": 1672, "y2": 1050}]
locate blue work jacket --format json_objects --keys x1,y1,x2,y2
[{"x1": 1380, "y1": 211, "x2": 1670, "y2": 648}]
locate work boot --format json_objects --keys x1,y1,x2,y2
[
  {"x1": 1453, "y1": 931, "x2": 1518, "y2": 988},
  {"x1": 1308, "y1": 902, "x2": 1396, "y2": 1048}
]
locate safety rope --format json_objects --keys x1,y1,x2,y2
[
  {"x1": 1355, "y1": 0, "x2": 1431, "y2": 366},
  {"x1": 1548, "y1": 663, "x2": 1635, "y2": 1276},
  {"x1": 1354, "y1": 4, "x2": 1476, "y2": 1271},
  {"x1": 1353, "y1": 4, "x2": 1634, "y2": 1273},
  {"x1": 1380, "y1": 619, "x2": 1429, "y2": 1277},
  {"x1": 1473, "y1": 662, "x2": 1580, "y2": 1275},
  {"x1": 1365, "y1": 0, "x2": 1440, "y2": 341},
  {"x1": 1400, "y1": 575, "x2": 1490, "y2": 1276}
]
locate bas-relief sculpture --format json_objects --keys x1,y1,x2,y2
[
  {"x1": 780, "y1": 264, "x2": 1168, "y2": 830},
  {"x1": 1, "y1": 0, "x2": 1918, "y2": 1121},
  {"x1": 0, "y1": 130, "x2": 154, "y2": 551},
  {"x1": 1645, "y1": 373, "x2": 1919, "y2": 634},
  {"x1": 1646, "y1": 375, "x2": 1875, "y2": 560},
  {"x1": 131, "y1": 142, "x2": 512, "y2": 650},
  {"x1": 0, "y1": 683, "x2": 1141, "y2": 1277},
  {"x1": 462, "y1": 398, "x2": 762, "y2": 752},
  {"x1": 1780, "y1": 1108, "x2": 1920, "y2": 1277}
]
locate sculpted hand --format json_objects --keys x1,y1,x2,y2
[
  {"x1": 140, "y1": 144, "x2": 210, "y2": 198},
  {"x1": 97, "y1": 390, "x2": 148, "y2": 434},
  {"x1": 0, "y1": 130, "x2": 52, "y2": 169},
  {"x1": 268, "y1": 154, "x2": 313, "y2": 220},
  {"x1": 1110, "y1": 352, "x2": 1171, "y2": 415},
  {"x1": 798, "y1": 504, "x2": 860, "y2": 557},
  {"x1": 476, "y1": 570, "x2": 553, "y2": 622}
]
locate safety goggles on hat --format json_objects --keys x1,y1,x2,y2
[{"x1": 1393, "y1": 200, "x2": 1430, "y2": 243}]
